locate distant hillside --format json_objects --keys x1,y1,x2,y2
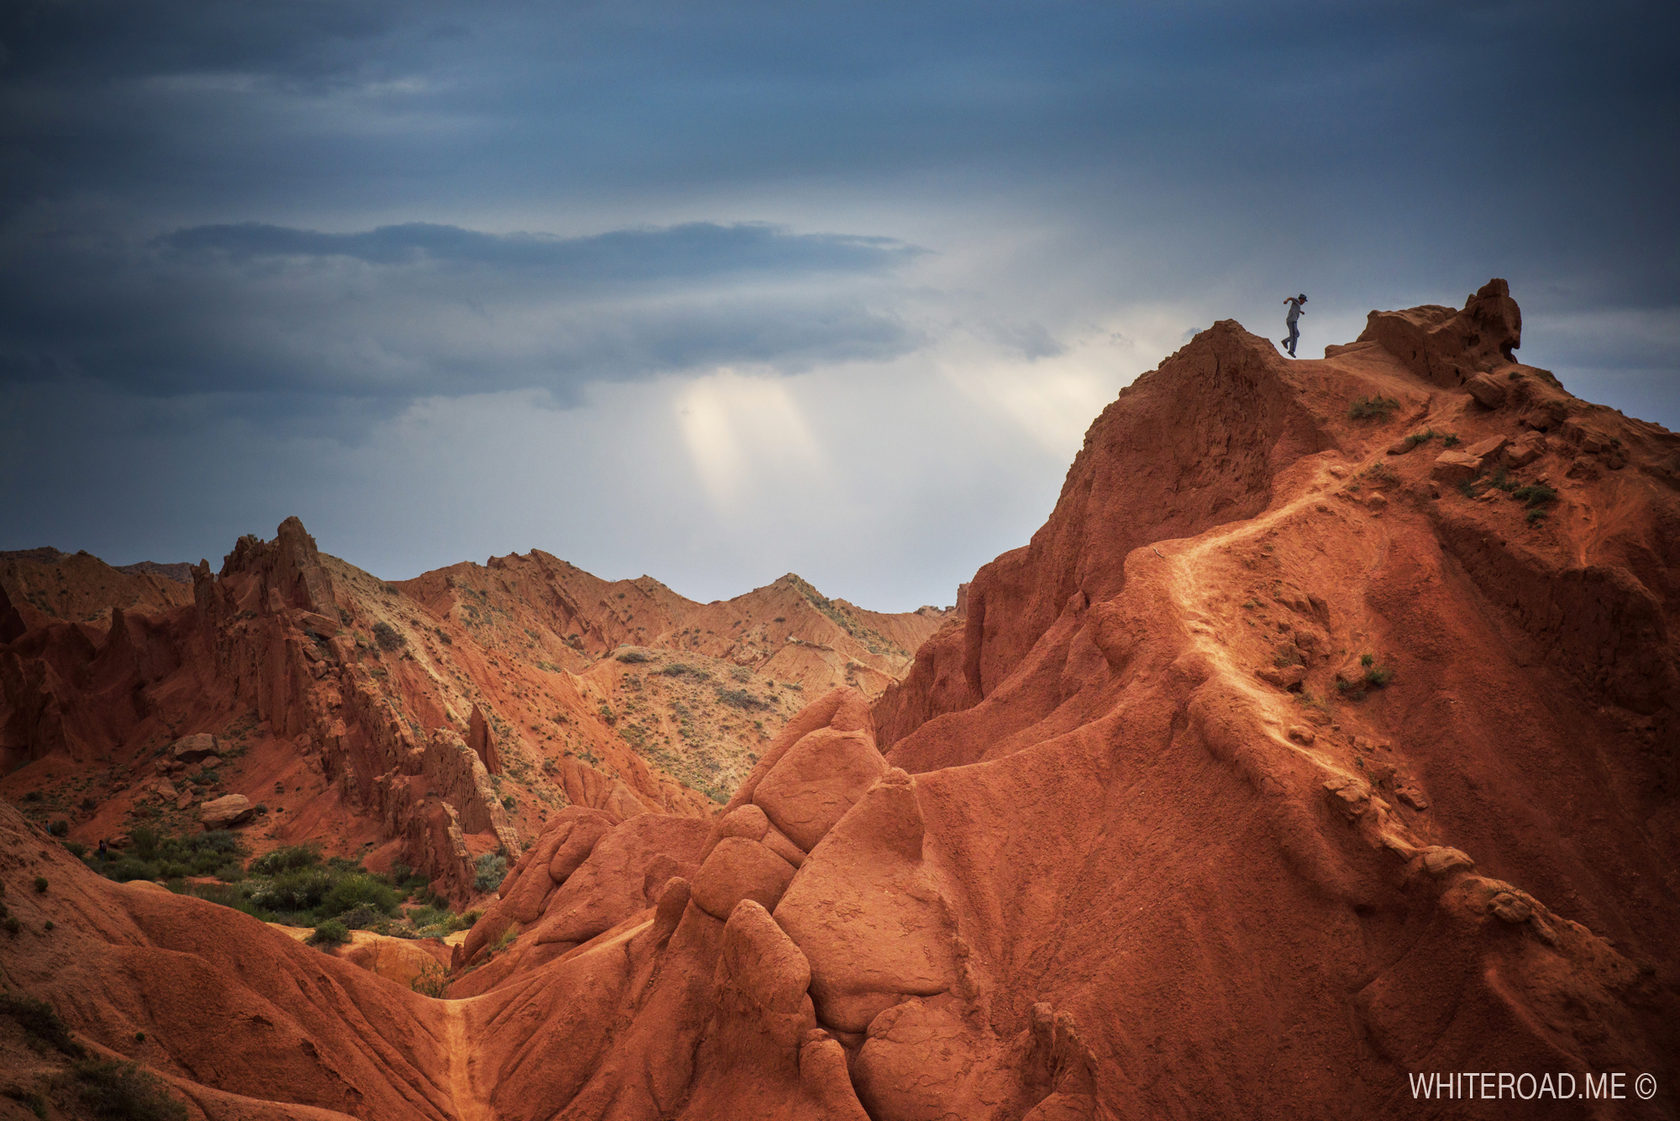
[
  {"x1": 0, "y1": 526, "x2": 951, "y2": 900},
  {"x1": 0, "y1": 548, "x2": 195, "y2": 636}
]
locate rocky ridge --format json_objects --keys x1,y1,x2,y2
[{"x1": 0, "y1": 525, "x2": 949, "y2": 902}]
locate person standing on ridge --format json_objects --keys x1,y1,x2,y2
[{"x1": 1282, "y1": 293, "x2": 1307, "y2": 357}]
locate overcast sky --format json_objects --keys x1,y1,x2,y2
[{"x1": 2, "y1": 1, "x2": 1675, "y2": 610}]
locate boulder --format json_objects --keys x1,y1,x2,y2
[
  {"x1": 1420, "y1": 846, "x2": 1475, "y2": 877},
  {"x1": 1430, "y1": 449, "x2": 1483, "y2": 486},
  {"x1": 691, "y1": 837, "x2": 798, "y2": 921},
  {"x1": 171, "y1": 732, "x2": 220, "y2": 763},
  {"x1": 1506, "y1": 430, "x2": 1547, "y2": 467},
  {"x1": 1464, "y1": 433, "x2": 1508, "y2": 465},
  {"x1": 200, "y1": 794, "x2": 255, "y2": 830},
  {"x1": 752, "y1": 727, "x2": 886, "y2": 852},
  {"x1": 1464, "y1": 371, "x2": 1508, "y2": 408}
]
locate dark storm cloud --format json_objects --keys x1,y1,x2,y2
[
  {"x1": 2, "y1": 0, "x2": 1677, "y2": 603},
  {"x1": 0, "y1": 0, "x2": 416, "y2": 85},
  {"x1": 0, "y1": 221, "x2": 922, "y2": 400},
  {"x1": 159, "y1": 221, "x2": 920, "y2": 281}
]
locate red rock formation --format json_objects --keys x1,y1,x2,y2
[
  {"x1": 2, "y1": 282, "x2": 1675, "y2": 1119},
  {"x1": 1, "y1": 516, "x2": 944, "y2": 903},
  {"x1": 466, "y1": 703, "x2": 500, "y2": 774}
]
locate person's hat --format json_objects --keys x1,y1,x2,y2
[{"x1": 1298, "y1": 293, "x2": 1307, "y2": 301}]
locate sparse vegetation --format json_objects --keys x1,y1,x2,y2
[
  {"x1": 0, "y1": 992, "x2": 83, "y2": 1056},
  {"x1": 371, "y1": 621, "x2": 406, "y2": 652},
  {"x1": 714, "y1": 687, "x2": 767, "y2": 711},
  {"x1": 1336, "y1": 654, "x2": 1394, "y2": 700},
  {"x1": 1403, "y1": 428, "x2": 1460, "y2": 449},
  {"x1": 1348, "y1": 396, "x2": 1399, "y2": 421},
  {"x1": 69, "y1": 1058, "x2": 189, "y2": 1121},
  {"x1": 1513, "y1": 482, "x2": 1558, "y2": 509},
  {"x1": 1362, "y1": 462, "x2": 1399, "y2": 486},
  {"x1": 307, "y1": 919, "x2": 350, "y2": 947},
  {"x1": 69, "y1": 834, "x2": 469, "y2": 938},
  {"x1": 474, "y1": 852, "x2": 508, "y2": 893},
  {"x1": 411, "y1": 960, "x2": 449, "y2": 997},
  {"x1": 99, "y1": 827, "x2": 246, "y2": 883},
  {"x1": 616, "y1": 649, "x2": 653, "y2": 664}
]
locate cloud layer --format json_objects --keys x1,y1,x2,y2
[
  {"x1": 1, "y1": 0, "x2": 1676, "y2": 608},
  {"x1": 0, "y1": 220, "x2": 922, "y2": 400}
]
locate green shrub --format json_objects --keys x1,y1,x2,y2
[
  {"x1": 371, "y1": 621, "x2": 406, "y2": 651},
  {"x1": 47, "y1": 819, "x2": 68, "y2": 837},
  {"x1": 336, "y1": 903, "x2": 386, "y2": 930},
  {"x1": 255, "y1": 868, "x2": 334, "y2": 913},
  {"x1": 321, "y1": 873, "x2": 398, "y2": 919},
  {"x1": 411, "y1": 960, "x2": 450, "y2": 998},
  {"x1": 715, "y1": 687, "x2": 766, "y2": 710},
  {"x1": 33, "y1": 876, "x2": 48, "y2": 893},
  {"x1": 130, "y1": 826, "x2": 161, "y2": 861},
  {"x1": 105, "y1": 856, "x2": 159, "y2": 883},
  {"x1": 249, "y1": 844, "x2": 321, "y2": 876},
  {"x1": 1513, "y1": 482, "x2": 1558, "y2": 509},
  {"x1": 474, "y1": 853, "x2": 508, "y2": 893},
  {"x1": 308, "y1": 919, "x2": 350, "y2": 947},
  {"x1": 615, "y1": 650, "x2": 653, "y2": 664},
  {"x1": 70, "y1": 1059, "x2": 188, "y2": 1121},
  {"x1": 0, "y1": 992, "x2": 83, "y2": 1056},
  {"x1": 1335, "y1": 658, "x2": 1395, "y2": 700},
  {"x1": 1348, "y1": 396, "x2": 1399, "y2": 421}
]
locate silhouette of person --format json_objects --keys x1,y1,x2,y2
[{"x1": 1282, "y1": 294, "x2": 1307, "y2": 357}]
